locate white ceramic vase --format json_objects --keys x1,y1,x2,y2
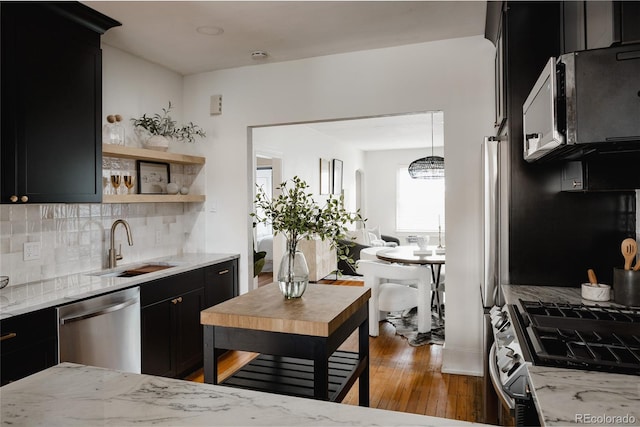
[
  {"x1": 166, "y1": 182, "x2": 179, "y2": 195},
  {"x1": 144, "y1": 135, "x2": 169, "y2": 151}
]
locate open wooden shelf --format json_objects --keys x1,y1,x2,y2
[
  {"x1": 102, "y1": 145, "x2": 206, "y2": 204},
  {"x1": 103, "y1": 194, "x2": 205, "y2": 204},
  {"x1": 103, "y1": 144, "x2": 205, "y2": 165}
]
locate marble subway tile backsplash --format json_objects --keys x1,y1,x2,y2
[{"x1": 0, "y1": 203, "x2": 201, "y2": 287}]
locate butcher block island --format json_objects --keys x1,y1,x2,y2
[{"x1": 200, "y1": 283, "x2": 371, "y2": 405}]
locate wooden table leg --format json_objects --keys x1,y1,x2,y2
[
  {"x1": 359, "y1": 307, "x2": 370, "y2": 407},
  {"x1": 203, "y1": 325, "x2": 218, "y2": 385}
]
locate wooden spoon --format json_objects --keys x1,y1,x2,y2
[
  {"x1": 587, "y1": 269, "x2": 598, "y2": 286},
  {"x1": 621, "y1": 238, "x2": 638, "y2": 270}
]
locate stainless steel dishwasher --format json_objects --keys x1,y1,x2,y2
[{"x1": 57, "y1": 287, "x2": 141, "y2": 373}]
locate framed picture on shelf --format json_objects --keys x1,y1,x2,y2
[
  {"x1": 319, "y1": 158, "x2": 331, "y2": 195},
  {"x1": 332, "y1": 159, "x2": 343, "y2": 195},
  {"x1": 137, "y1": 160, "x2": 170, "y2": 194}
]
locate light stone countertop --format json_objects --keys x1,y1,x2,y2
[
  {"x1": 502, "y1": 285, "x2": 639, "y2": 426},
  {"x1": 0, "y1": 363, "x2": 479, "y2": 426},
  {"x1": 0, "y1": 253, "x2": 239, "y2": 320}
]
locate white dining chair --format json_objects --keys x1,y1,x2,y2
[{"x1": 356, "y1": 260, "x2": 431, "y2": 337}]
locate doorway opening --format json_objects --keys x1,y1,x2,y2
[{"x1": 248, "y1": 111, "x2": 444, "y2": 288}]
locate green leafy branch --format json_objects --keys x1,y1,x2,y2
[
  {"x1": 251, "y1": 176, "x2": 365, "y2": 271},
  {"x1": 131, "y1": 101, "x2": 206, "y2": 143}
]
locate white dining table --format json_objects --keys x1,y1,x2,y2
[{"x1": 375, "y1": 245, "x2": 445, "y2": 319}]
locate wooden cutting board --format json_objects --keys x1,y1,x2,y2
[{"x1": 123, "y1": 264, "x2": 172, "y2": 275}]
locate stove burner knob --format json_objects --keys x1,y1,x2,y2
[
  {"x1": 498, "y1": 320, "x2": 511, "y2": 332},
  {"x1": 491, "y1": 311, "x2": 507, "y2": 326},
  {"x1": 497, "y1": 346, "x2": 514, "y2": 359},
  {"x1": 495, "y1": 314, "x2": 511, "y2": 330},
  {"x1": 498, "y1": 352, "x2": 520, "y2": 373}
]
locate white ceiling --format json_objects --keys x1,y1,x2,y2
[
  {"x1": 289, "y1": 112, "x2": 444, "y2": 151},
  {"x1": 85, "y1": 1, "x2": 486, "y2": 150}
]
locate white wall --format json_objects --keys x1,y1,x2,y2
[
  {"x1": 184, "y1": 36, "x2": 495, "y2": 375},
  {"x1": 364, "y1": 147, "x2": 445, "y2": 244},
  {"x1": 253, "y1": 125, "x2": 363, "y2": 212},
  {"x1": 102, "y1": 45, "x2": 207, "y2": 253}
]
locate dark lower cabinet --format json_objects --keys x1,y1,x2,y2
[
  {"x1": 141, "y1": 269, "x2": 205, "y2": 378},
  {"x1": 141, "y1": 260, "x2": 238, "y2": 379},
  {"x1": 0, "y1": 308, "x2": 57, "y2": 386},
  {"x1": 205, "y1": 260, "x2": 238, "y2": 309},
  {"x1": 141, "y1": 287, "x2": 205, "y2": 378}
]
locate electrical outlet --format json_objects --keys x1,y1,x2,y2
[{"x1": 23, "y1": 242, "x2": 41, "y2": 261}]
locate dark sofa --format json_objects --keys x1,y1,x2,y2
[{"x1": 336, "y1": 234, "x2": 400, "y2": 276}]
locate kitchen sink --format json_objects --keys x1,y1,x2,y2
[{"x1": 88, "y1": 262, "x2": 182, "y2": 278}]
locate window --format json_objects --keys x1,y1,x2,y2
[{"x1": 396, "y1": 166, "x2": 444, "y2": 232}]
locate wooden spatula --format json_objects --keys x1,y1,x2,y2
[
  {"x1": 587, "y1": 269, "x2": 598, "y2": 286},
  {"x1": 621, "y1": 238, "x2": 638, "y2": 271}
]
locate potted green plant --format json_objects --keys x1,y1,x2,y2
[
  {"x1": 131, "y1": 101, "x2": 206, "y2": 151},
  {"x1": 251, "y1": 176, "x2": 364, "y2": 298}
]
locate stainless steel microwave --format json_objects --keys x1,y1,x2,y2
[{"x1": 523, "y1": 44, "x2": 640, "y2": 162}]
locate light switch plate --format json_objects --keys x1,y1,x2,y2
[{"x1": 24, "y1": 242, "x2": 41, "y2": 261}]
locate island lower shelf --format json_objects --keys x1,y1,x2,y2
[{"x1": 221, "y1": 351, "x2": 365, "y2": 403}]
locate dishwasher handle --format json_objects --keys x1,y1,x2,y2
[{"x1": 59, "y1": 298, "x2": 138, "y2": 325}]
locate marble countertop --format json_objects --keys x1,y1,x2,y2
[
  {"x1": 502, "y1": 285, "x2": 639, "y2": 426},
  {"x1": 0, "y1": 253, "x2": 239, "y2": 320},
  {"x1": 0, "y1": 363, "x2": 477, "y2": 426}
]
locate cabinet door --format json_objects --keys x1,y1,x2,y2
[
  {"x1": 1, "y1": 3, "x2": 103, "y2": 204},
  {"x1": 175, "y1": 288, "x2": 205, "y2": 376},
  {"x1": 0, "y1": 308, "x2": 57, "y2": 385},
  {"x1": 141, "y1": 299, "x2": 176, "y2": 378},
  {"x1": 204, "y1": 260, "x2": 238, "y2": 309}
]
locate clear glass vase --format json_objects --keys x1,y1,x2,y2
[{"x1": 277, "y1": 246, "x2": 309, "y2": 299}]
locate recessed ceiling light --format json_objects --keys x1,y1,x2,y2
[
  {"x1": 251, "y1": 51, "x2": 268, "y2": 59},
  {"x1": 196, "y1": 26, "x2": 224, "y2": 36}
]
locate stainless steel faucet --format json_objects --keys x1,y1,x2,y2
[{"x1": 108, "y1": 219, "x2": 133, "y2": 268}]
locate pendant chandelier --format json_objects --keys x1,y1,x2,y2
[{"x1": 408, "y1": 112, "x2": 444, "y2": 179}]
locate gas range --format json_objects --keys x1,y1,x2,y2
[
  {"x1": 513, "y1": 300, "x2": 640, "y2": 375},
  {"x1": 487, "y1": 300, "x2": 640, "y2": 426}
]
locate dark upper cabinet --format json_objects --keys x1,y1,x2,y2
[
  {"x1": 485, "y1": 1, "x2": 636, "y2": 286},
  {"x1": 562, "y1": 1, "x2": 640, "y2": 53},
  {"x1": 0, "y1": 2, "x2": 120, "y2": 204}
]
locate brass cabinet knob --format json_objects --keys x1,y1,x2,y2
[
  {"x1": 9, "y1": 195, "x2": 18, "y2": 203},
  {"x1": 20, "y1": 195, "x2": 28, "y2": 203}
]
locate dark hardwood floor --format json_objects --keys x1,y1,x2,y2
[{"x1": 189, "y1": 275, "x2": 483, "y2": 423}]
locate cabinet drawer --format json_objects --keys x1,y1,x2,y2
[
  {"x1": 0, "y1": 308, "x2": 57, "y2": 355},
  {"x1": 140, "y1": 269, "x2": 205, "y2": 307},
  {"x1": 204, "y1": 260, "x2": 238, "y2": 309}
]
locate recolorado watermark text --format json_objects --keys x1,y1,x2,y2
[{"x1": 575, "y1": 413, "x2": 637, "y2": 424}]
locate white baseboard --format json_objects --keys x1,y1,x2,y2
[{"x1": 441, "y1": 344, "x2": 483, "y2": 376}]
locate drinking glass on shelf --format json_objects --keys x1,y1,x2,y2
[
  {"x1": 110, "y1": 173, "x2": 122, "y2": 195},
  {"x1": 103, "y1": 169, "x2": 112, "y2": 195},
  {"x1": 123, "y1": 172, "x2": 135, "y2": 194}
]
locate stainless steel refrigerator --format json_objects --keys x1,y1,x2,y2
[{"x1": 480, "y1": 135, "x2": 509, "y2": 424}]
